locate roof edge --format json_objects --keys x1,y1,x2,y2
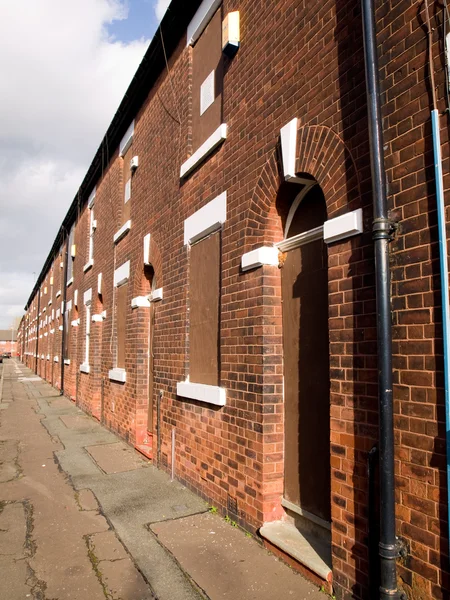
[{"x1": 25, "y1": 0, "x2": 201, "y2": 309}]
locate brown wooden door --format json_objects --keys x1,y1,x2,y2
[
  {"x1": 147, "y1": 303, "x2": 154, "y2": 432},
  {"x1": 282, "y1": 237, "x2": 331, "y2": 522}
]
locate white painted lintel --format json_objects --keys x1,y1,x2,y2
[
  {"x1": 113, "y1": 220, "x2": 131, "y2": 244},
  {"x1": 180, "y1": 124, "x2": 227, "y2": 179}
]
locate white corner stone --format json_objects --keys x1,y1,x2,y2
[
  {"x1": 241, "y1": 246, "x2": 279, "y2": 272},
  {"x1": 150, "y1": 288, "x2": 163, "y2": 303},
  {"x1": 131, "y1": 296, "x2": 151, "y2": 309},
  {"x1": 323, "y1": 208, "x2": 363, "y2": 244}
]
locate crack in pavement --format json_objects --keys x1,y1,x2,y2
[
  {"x1": 0, "y1": 498, "x2": 51, "y2": 600},
  {"x1": 0, "y1": 440, "x2": 23, "y2": 483},
  {"x1": 0, "y1": 361, "x2": 156, "y2": 600},
  {"x1": 23, "y1": 500, "x2": 53, "y2": 600},
  {"x1": 84, "y1": 534, "x2": 111, "y2": 600}
]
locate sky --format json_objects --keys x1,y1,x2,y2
[{"x1": 0, "y1": 0, "x2": 171, "y2": 329}]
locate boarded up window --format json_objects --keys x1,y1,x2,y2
[
  {"x1": 64, "y1": 310, "x2": 70, "y2": 360},
  {"x1": 84, "y1": 304, "x2": 91, "y2": 365},
  {"x1": 116, "y1": 283, "x2": 127, "y2": 368},
  {"x1": 189, "y1": 231, "x2": 220, "y2": 386},
  {"x1": 87, "y1": 205, "x2": 95, "y2": 262},
  {"x1": 66, "y1": 226, "x2": 74, "y2": 283},
  {"x1": 192, "y1": 8, "x2": 223, "y2": 150},
  {"x1": 121, "y1": 145, "x2": 133, "y2": 226}
]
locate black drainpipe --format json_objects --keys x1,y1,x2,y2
[
  {"x1": 35, "y1": 288, "x2": 41, "y2": 375},
  {"x1": 361, "y1": 1, "x2": 400, "y2": 598},
  {"x1": 368, "y1": 445, "x2": 380, "y2": 599},
  {"x1": 60, "y1": 234, "x2": 69, "y2": 396}
]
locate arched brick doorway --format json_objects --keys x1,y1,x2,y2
[{"x1": 279, "y1": 183, "x2": 330, "y2": 523}]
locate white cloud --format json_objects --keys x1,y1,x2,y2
[
  {"x1": 0, "y1": 0, "x2": 150, "y2": 328},
  {"x1": 155, "y1": 0, "x2": 171, "y2": 21},
  {"x1": 0, "y1": 273, "x2": 35, "y2": 328},
  {"x1": 0, "y1": 158, "x2": 84, "y2": 275}
]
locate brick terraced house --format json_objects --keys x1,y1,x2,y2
[
  {"x1": 19, "y1": 1, "x2": 450, "y2": 598},
  {"x1": 0, "y1": 330, "x2": 17, "y2": 356}
]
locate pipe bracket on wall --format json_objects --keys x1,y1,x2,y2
[{"x1": 372, "y1": 217, "x2": 395, "y2": 241}]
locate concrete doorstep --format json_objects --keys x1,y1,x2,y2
[{"x1": 0, "y1": 359, "x2": 326, "y2": 600}]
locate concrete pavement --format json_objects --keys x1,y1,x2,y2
[{"x1": 0, "y1": 359, "x2": 325, "y2": 600}]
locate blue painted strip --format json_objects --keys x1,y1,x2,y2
[{"x1": 431, "y1": 108, "x2": 450, "y2": 559}]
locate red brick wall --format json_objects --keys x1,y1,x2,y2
[
  {"x1": 0, "y1": 341, "x2": 17, "y2": 355},
  {"x1": 21, "y1": 1, "x2": 450, "y2": 598},
  {"x1": 380, "y1": 1, "x2": 449, "y2": 598}
]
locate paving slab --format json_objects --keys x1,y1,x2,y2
[
  {"x1": 99, "y1": 558, "x2": 154, "y2": 600},
  {"x1": 85, "y1": 441, "x2": 150, "y2": 474},
  {"x1": 0, "y1": 440, "x2": 20, "y2": 462},
  {"x1": 0, "y1": 440, "x2": 20, "y2": 482},
  {"x1": 151, "y1": 512, "x2": 325, "y2": 600},
  {"x1": 0, "y1": 502, "x2": 27, "y2": 559},
  {"x1": 89, "y1": 530, "x2": 129, "y2": 561},
  {"x1": 0, "y1": 556, "x2": 30, "y2": 600},
  {"x1": 47, "y1": 396, "x2": 71, "y2": 406},
  {"x1": 77, "y1": 488, "x2": 99, "y2": 511},
  {"x1": 60, "y1": 414, "x2": 97, "y2": 430}
]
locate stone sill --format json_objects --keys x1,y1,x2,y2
[
  {"x1": 109, "y1": 368, "x2": 126, "y2": 383},
  {"x1": 176, "y1": 381, "x2": 226, "y2": 406}
]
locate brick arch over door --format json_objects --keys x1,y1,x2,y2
[{"x1": 243, "y1": 124, "x2": 362, "y2": 248}]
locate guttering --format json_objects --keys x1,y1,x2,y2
[
  {"x1": 24, "y1": 0, "x2": 202, "y2": 313},
  {"x1": 361, "y1": 0, "x2": 400, "y2": 598}
]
